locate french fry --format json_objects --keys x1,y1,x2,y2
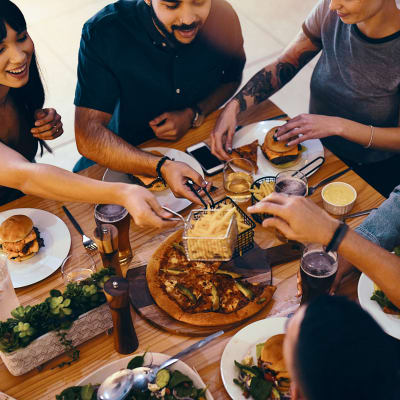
[{"x1": 250, "y1": 181, "x2": 275, "y2": 201}]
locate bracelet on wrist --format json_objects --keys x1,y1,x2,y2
[
  {"x1": 156, "y1": 156, "x2": 172, "y2": 183},
  {"x1": 325, "y1": 222, "x2": 349, "y2": 253}
]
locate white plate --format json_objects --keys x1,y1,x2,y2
[
  {"x1": 0, "y1": 208, "x2": 71, "y2": 288},
  {"x1": 358, "y1": 273, "x2": 400, "y2": 340},
  {"x1": 220, "y1": 317, "x2": 288, "y2": 399},
  {"x1": 233, "y1": 121, "x2": 324, "y2": 179},
  {"x1": 0, "y1": 393, "x2": 16, "y2": 400},
  {"x1": 78, "y1": 352, "x2": 214, "y2": 399},
  {"x1": 103, "y1": 147, "x2": 204, "y2": 212}
]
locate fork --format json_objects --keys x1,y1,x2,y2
[
  {"x1": 307, "y1": 167, "x2": 351, "y2": 196},
  {"x1": 62, "y1": 206, "x2": 98, "y2": 250}
]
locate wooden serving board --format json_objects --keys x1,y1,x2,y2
[{"x1": 127, "y1": 244, "x2": 278, "y2": 336}]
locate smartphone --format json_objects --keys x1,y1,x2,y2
[{"x1": 186, "y1": 142, "x2": 225, "y2": 175}]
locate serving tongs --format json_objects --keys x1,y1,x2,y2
[{"x1": 185, "y1": 179, "x2": 216, "y2": 209}]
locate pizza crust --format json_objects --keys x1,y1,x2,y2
[{"x1": 146, "y1": 230, "x2": 276, "y2": 326}]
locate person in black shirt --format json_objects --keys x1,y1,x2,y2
[{"x1": 74, "y1": 0, "x2": 245, "y2": 203}]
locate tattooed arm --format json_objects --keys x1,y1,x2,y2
[{"x1": 211, "y1": 30, "x2": 321, "y2": 160}]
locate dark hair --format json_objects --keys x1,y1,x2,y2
[
  {"x1": 0, "y1": 0, "x2": 46, "y2": 152},
  {"x1": 295, "y1": 295, "x2": 400, "y2": 400}
]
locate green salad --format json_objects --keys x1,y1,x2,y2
[{"x1": 56, "y1": 353, "x2": 207, "y2": 400}]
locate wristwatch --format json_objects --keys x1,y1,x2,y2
[{"x1": 191, "y1": 105, "x2": 205, "y2": 128}]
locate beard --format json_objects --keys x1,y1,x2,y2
[{"x1": 148, "y1": 1, "x2": 200, "y2": 47}]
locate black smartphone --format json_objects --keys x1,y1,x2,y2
[
  {"x1": 264, "y1": 241, "x2": 304, "y2": 267},
  {"x1": 186, "y1": 142, "x2": 225, "y2": 175}
]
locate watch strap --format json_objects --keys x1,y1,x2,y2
[
  {"x1": 326, "y1": 222, "x2": 349, "y2": 253},
  {"x1": 156, "y1": 156, "x2": 172, "y2": 182}
]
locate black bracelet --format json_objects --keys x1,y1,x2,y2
[
  {"x1": 326, "y1": 222, "x2": 349, "y2": 253},
  {"x1": 156, "y1": 156, "x2": 171, "y2": 182}
]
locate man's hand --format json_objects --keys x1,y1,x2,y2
[
  {"x1": 274, "y1": 114, "x2": 344, "y2": 146},
  {"x1": 122, "y1": 185, "x2": 177, "y2": 229},
  {"x1": 149, "y1": 109, "x2": 194, "y2": 141},
  {"x1": 247, "y1": 193, "x2": 339, "y2": 244},
  {"x1": 161, "y1": 160, "x2": 211, "y2": 206},
  {"x1": 31, "y1": 108, "x2": 64, "y2": 140},
  {"x1": 211, "y1": 100, "x2": 240, "y2": 160}
]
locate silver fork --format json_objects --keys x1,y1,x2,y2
[{"x1": 62, "y1": 206, "x2": 97, "y2": 250}]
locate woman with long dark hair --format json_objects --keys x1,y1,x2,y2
[{"x1": 0, "y1": 1, "x2": 174, "y2": 228}]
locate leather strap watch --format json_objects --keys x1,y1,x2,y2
[{"x1": 191, "y1": 104, "x2": 205, "y2": 128}]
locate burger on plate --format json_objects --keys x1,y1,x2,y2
[
  {"x1": 261, "y1": 126, "x2": 301, "y2": 167},
  {"x1": 127, "y1": 150, "x2": 169, "y2": 192},
  {"x1": 260, "y1": 333, "x2": 291, "y2": 393},
  {"x1": 0, "y1": 215, "x2": 44, "y2": 262}
]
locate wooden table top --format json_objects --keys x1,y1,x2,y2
[{"x1": 0, "y1": 100, "x2": 385, "y2": 400}]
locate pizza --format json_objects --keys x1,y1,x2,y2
[
  {"x1": 146, "y1": 230, "x2": 276, "y2": 326},
  {"x1": 232, "y1": 139, "x2": 259, "y2": 173}
]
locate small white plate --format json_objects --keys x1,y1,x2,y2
[
  {"x1": 220, "y1": 317, "x2": 288, "y2": 399},
  {"x1": 103, "y1": 147, "x2": 204, "y2": 213},
  {"x1": 0, "y1": 392, "x2": 16, "y2": 400},
  {"x1": 358, "y1": 273, "x2": 400, "y2": 340},
  {"x1": 78, "y1": 352, "x2": 213, "y2": 399},
  {"x1": 0, "y1": 208, "x2": 71, "y2": 288},
  {"x1": 233, "y1": 121, "x2": 324, "y2": 179}
]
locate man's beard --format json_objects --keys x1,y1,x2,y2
[{"x1": 148, "y1": 1, "x2": 200, "y2": 47}]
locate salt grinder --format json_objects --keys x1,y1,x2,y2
[{"x1": 104, "y1": 277, "x2": 139, "y2": 354}]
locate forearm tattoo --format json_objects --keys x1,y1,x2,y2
[{"x1": 235, "y1": 69, "x2": 274, "y2": 112}]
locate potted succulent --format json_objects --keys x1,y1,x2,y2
[{"x1": 0, "y1": 268, "x2": 114, "y2": 376}]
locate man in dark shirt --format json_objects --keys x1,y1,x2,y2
[{"x1": 74, "y1": 0, "x2": 245, "y2": 203}]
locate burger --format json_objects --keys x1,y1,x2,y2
[
  {"x1": 260, "y1": 334, "x2": 291, "y2": 393},
  {"x1": 127, "y1": 150, "x2": 169, "y2": 192},
  {"x1": 261, "y1": 126, "x2": 301, "y2": 167},
  {"x1": 0, "y1": 215, "x2": 44, "y2": 262}
]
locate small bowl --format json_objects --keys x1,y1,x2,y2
[{"x1": 321, "y1": 182, "x2": 357, "y2": 216}]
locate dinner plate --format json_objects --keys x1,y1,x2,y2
[
  {"x1": 233, "y1": 121, "x2": 324, "y2": 179},
  {"x1": 0, "y1": 208, "x2": 71, "y2": 288},
  {"x1": 358, "y1": 273, "x2": 400, "y2": 340},
  {"x1": 78, "y1": 352, "x2": 214, "y2": 399},
  {"x1": 102, "y1": 147, "x2": 204, "y2": 213},
  {"x1": 220, "y1": 317, "x2": 288, "y2": 399}
]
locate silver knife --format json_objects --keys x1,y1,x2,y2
[{"x1": 341, "y1": 208, "x2": 377, "y2": 221}]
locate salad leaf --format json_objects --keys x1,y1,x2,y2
[
  {"x1": 256, "y1": 343, "x2": 264, "y2": 360},
  {"x1": 127, "y1": 351, "x2": 147, "y2": 370},
  {"x1": 234, "y1": 360, "x2": 262, "y2": 378},
  {"x1": 249, "y1": 377, "x2": 273, "y2": 400},
  {"x1": 168, "y1": 370, "x2": 193, "y2": 388}
]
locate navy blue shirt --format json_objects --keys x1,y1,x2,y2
[{"x1": 74, "y1": 0, "x2": 245, "y2": 146}]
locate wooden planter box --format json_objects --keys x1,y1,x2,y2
[{"x1": 0, "y1": 303, "x2": 113, "y2": 376}]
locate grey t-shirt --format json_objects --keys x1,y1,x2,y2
[{"x1": 304, "y1": 0, "x2": 400, "y2": 164}]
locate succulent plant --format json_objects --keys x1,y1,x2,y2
[
  {"x1": 49, "y1": 297, "x2": 72, "y2": 317},
  {"x1": 13, "y1": 322, "x2": 34, "y2": 338}
]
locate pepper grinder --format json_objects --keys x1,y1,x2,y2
[
  {"x1": 104, "y1": 276, "x2": 139, "y2": 354},
  {"x1": 94, "y1": 224, "x2": 123, "y2": 277}
]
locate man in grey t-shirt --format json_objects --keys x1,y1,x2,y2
[{"x1": 212, "y1": 0, "x2": 400, "y2": 197}]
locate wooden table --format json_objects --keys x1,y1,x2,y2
[{"x1": 0, "y1": 101, "x2": 386, "y2": 399}]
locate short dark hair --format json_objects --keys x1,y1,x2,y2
[
  {"x1": 295, "y1": 295, "x2": 400, "y2": 400},
  {"x1": 0, "y1": 0, "x2": 46, "y2": 152}
]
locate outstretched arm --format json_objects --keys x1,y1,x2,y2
[
  {"x1": 248, "y1": 194, "x2": 400, "y2": 308},
  {"x1": 0, "y1": 142, "x2": 175, "y2": 228},
  {"x1": 211, "y1": 30, "x2": 321, "y2": 159}
]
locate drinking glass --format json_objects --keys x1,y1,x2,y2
[
  {"x1": 0, "y1": 254, "x2": 20, "y2": 321},
  {"x1": 223, "y1": 158, "x2": 255, "y2": 203},
  {"x1": 300, "y1": 243, "x2": 338, "y2": 305},
  {"x1": 94, "y1": 204, "x2": 132, "y2": 265},
  {"x1": 274, "y1": 170, "x2": 308, "y2": 241},
  {"x1": 61, "y1": 253, "x2": 97, "y2": 284}
]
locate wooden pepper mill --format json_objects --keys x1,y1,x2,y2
[
  {"x1": 94, "y1": 224, "x2": 122, "y2": 277},
  {"x1": 104, "y1": 276, "x2": 139, "y2": 354}
]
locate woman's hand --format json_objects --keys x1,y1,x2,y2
[
  {"x1": 247, "y1": 193, "x2": 339, "y2": 244},
  {"x1": 274, "y1": 114, "x2": 345, "y2": 146},
  {"x1": 211, "y1": 100, "x2": 240, "y2": 160},
  {"x1": 31, "y1": 108, "x2": 63, "y2": 140},
  {"x1": 122, "y1": 185, "x2": 177, "y2": 229}
]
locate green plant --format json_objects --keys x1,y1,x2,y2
[{"x1": 0, "y1": 267, "x2": 115, "y2": 354}]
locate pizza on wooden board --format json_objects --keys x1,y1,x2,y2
[
  {"x1": 146, "y1": 230, "x2": 276, "y2": 326},
  {"x1": 231, "y1": 139, "x2": 259, "y2": 173}
]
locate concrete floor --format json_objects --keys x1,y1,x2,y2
[{"x1": 13, "y1": 0, "x2": 319, "y2": 170}]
